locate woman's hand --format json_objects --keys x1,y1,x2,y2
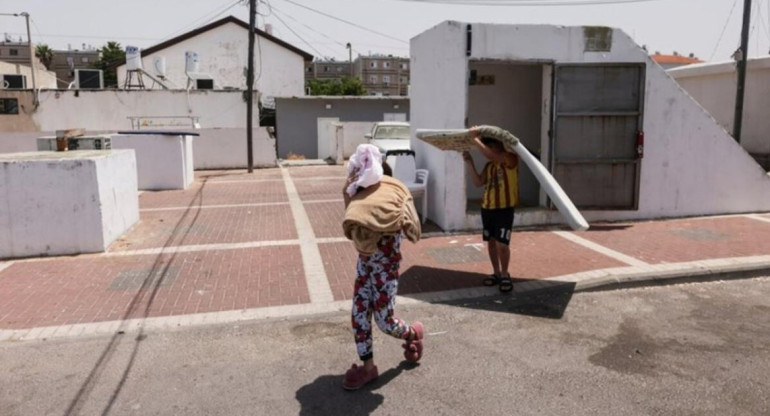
[{"x1": 462, "y1": 150, "x2": 473, "y2": 163}]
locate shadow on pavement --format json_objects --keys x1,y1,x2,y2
[
  {"x1": 296, "y1": 362, "x2": 417, "y2": 416},
  {"x1": 582, "y1": 224, "x2": 632, "y2": 232},
  {"x1": 400, "y1": 265, "x2": 575, "y2": 320}
]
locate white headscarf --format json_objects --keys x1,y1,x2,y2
[{"x1": 346, "y1": 144, "x2": 383, "y2": 197}]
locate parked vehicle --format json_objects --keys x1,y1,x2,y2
[{"x1": 366, "y1": 121, "x2": 411, "y2": 154}]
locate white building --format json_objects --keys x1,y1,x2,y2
[
  {"x1": 410, "y1": 21, "x2": 770, "y2": 231},
  {"x1": 668, "y1": 56, "x2": 770, "y2": 169},
  {"x1": 115, "y1": 16, "x2": 313, "y2": 97}
]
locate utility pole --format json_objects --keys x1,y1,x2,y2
[
  {"x1": 21, "y1": 13, "x2": 37, "y2": 106},
  {"x1": 733, "y1": 0, "x2": 752, "y2": 142},
  {"x1": 246, "y1": 0, "x2": 256, "y2": 173},
  {"x1": 346, "y1": 43, "x2": 353, "y2": 77}
]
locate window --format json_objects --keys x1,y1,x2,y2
[
  {"x1": 384, "y1": 61, "x2": 390, "y2": 68},
  {"x1": 9, "y1": 49, "x2": 18, "y2": 56},
  {"x1": 400, "y1": 76, "x2": 407, "y2": 84},
  {"x1": 337, "y1": 66, "x2": 343, "y2": 72},
  {"x1": 0, "y1": 98, "x2": 19, "y2": 115},
  {"x1": 369, "y1": 75, "x2": 378, "y2": 84},
  {"x1": 324, "y1": 66, "x2": 329, "y2": 72},
  {"x1": 81, "y1": 57, "x2": 89, "y2": 63},
  {"x1": 382, "y1": 75, "x2": 390, "y2": 85},
  {"x1": 400, "y1": 62, "x2": 408, "y2": 70},
  {"x1": 306, "y1": 66, "x2": 313, "y2": 73},
  {"x1": 369, "y1": 61, "x2": 377, "y2": 69}
]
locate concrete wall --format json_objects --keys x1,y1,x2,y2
[
  {"x1": 117, "y1": 21, "x2": 305, "y2": 98},
  {"x1": 668, "y1": 57, "x2": 770, "y2": 157},
  {"x1": 0, "y1": 90, "x2": 276, "y2": 168},
  {"x1": 0, "y1": 61, "x2": 57, "y2": 89},
  {"x1": 411, "y1": 22, "x2": 770, "y2": 231},
  {"x1": 0, "y1": 150, "x2": 138, "y2": 258},
  {"x1": 275, "y1": 97, "x2": 409, "y2": 159}
]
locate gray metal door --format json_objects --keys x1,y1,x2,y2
[{"x1": 551, "y1": 64, "x2": 644, "y2": 209}]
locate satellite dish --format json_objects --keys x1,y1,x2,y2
[
  {"x1": 153, "y1": 56, "x2": 166, "y2": 77},
  {"x1": 126, "y1": 46, "x2": 142, "y2": 71}
]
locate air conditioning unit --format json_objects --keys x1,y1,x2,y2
[
  {"x1": 1, "y1": 74, "x2": 27, "y2": 89},
  {"x1": 74, "y1": 69, "x2": 104, "y2": 89},
  {"x1": 36, "y1": 135, "x2": 112, "y2": 151}
]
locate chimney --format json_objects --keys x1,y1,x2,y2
[
  {"x1": 265, "y1": 24, "x2": 273, "y2": 35},
  {"x1": 689, "y1": 52, "x2": 695, "y2": 58}
]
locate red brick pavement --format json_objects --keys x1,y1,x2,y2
[
  {"x1": 577, "y1": 217, "x2": 770, "y2": 264},
  {"x1": 321, "y1": 231, "x2": 625, "y2": 302},
  {"x1": 139, "y1": 180, "x2": 288, "y2": 209},
  {"x1": 195, "y1": 169, "x2": 284, "y2": 181},
  {"x1": 287, "y1": 165, "x2": 346, "y2": 178},
  {"x1": 0, "y1": 247, "x2": 307, "y2": 329},
  {"x1": 110, "y1": 205, "x2": 297, "y2": 251},
  {"x1": 306, "y1": 201, "x2": 346, "y2": 238}
]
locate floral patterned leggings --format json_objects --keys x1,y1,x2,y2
[{"x1": 351, "y1": 233, "x2": 412, "y2": 361}]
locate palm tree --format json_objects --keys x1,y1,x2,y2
[{"x1": 34, "y1": 44, "x2": 54, "y2": 70}]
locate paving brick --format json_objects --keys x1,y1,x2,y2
[
  {"x1": 306, "y1": 201, "x2": 346, "y2": 238},
  {"x1": 0, "y1": 247, "x2": 307, "y2": 329},
  {"x1": 140, "y1": 180, "x2": 288, "y2": 209},
  {"x1": 110, "y1": 205, "x2": 296, "y2": 251},
  {"x1": 287, "y1": 165, "x2": 346, "y2": 178},
  {"x1": 195, "y1": 169, "x2": 284, "y2": 181},
  {"x1": 320, "y1": 231, "x2": 624, "y2": 301},
  {"x1": 577, "y1": 217, "x2": 770, "y2": 264},
  {"x1": 294, "y1": 179, "x2": 345, "y2": 201}
]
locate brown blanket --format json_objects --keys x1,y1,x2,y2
[{"x1": 343, "y1": 176, "x2": 421, "y2": 255}]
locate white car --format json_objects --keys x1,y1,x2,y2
[{"x1": 366, "y1": 121, "x2": 411, "y2": 155}]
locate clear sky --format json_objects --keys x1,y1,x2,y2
[{"x1": 2, "y1": 0, "x2": 769, "y2": 63}]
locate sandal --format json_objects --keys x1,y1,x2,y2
[
  {"x1": 402, "y1": 321, "x2": 424, "y2": 363},
  {"x1": 342, "y1": 364, "x2": 379, "y2": 391},
  {"x1": 483, "y1": 274, "x2": 500, "y2": 287},
  {"x1": 499, "y1": 276, "x2": 513, "y2": 293}
]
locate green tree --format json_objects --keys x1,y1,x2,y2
[
  {"x1": 91, "y1": 41, "x2": 125, "y2": 88},
  {"x1": 306, "y1": 76, "x2": 366, "y2": 96},
  {"x1": 34, "y1": 44, "x2": 54, "y2": 70}
]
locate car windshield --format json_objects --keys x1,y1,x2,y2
[{"x1": 374, "y1": 126, "x2": 410, "y2": 140}]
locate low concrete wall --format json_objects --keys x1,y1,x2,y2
[
  {"x1": 0, "y1": 90, "x2": 278, "y2": 168},
  {"x1": 0, "y1": 150, "x2": 138, "y2": 258},
  {"x1": 112, "y1": 133, "x2": 195, "y2": 190},
  {"x1": 668, "y1": 57, "x2": 770, "y2": 167}
]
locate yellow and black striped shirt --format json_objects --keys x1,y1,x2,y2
[{"x1": 482, "y1": 160, "x2": 519, "y2": 209}]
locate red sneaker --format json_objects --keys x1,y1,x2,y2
[
  {"x1": 402, "y1": 321, "x2": 424, "y2": 363},
  {"x1": 342, "y1": 364, "x2": 379, "y2": 391}
]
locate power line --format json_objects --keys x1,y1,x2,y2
[
  {"x1": 161, "y1": 0, "x2": 243, "y2": 41},
  {"x1": 278, "y1": 0, "x2": 408, "y2": 44},
  {"x1": 270, "y1": 7, "x2": 340, "y2": 58},
  {"x1": 391, "y1": 0, "x2": 669, "y2": 5},
  {"x1": 270, "y1": 9, "x2": 326, "y2": 57},
  {"x1": 709, "y1": 0, "x2": 739, "y2": 61},
  {"x1": 268, "y1": 3, "x2": 362, "y2": 56}
]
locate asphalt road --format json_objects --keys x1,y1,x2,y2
[{"x1": 2, "y1": 277, "x2": 769, "y2": 416}]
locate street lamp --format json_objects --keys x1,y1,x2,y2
[{"x1": 346, "y1": 42, "x2": 352, "y2": 77}]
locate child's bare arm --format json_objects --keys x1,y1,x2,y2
[{"x1": 462, "y1": 151, "x2": 484, "y2": 187}]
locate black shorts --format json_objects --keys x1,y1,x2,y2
[{"x1": 481, "y1": 207, "x2": 515, "y2": 245}]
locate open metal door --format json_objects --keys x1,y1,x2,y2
[{"x1": 551, "y1": 64, "x2": 645, "y2": 209}]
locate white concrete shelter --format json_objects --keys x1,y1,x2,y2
[{"x1": 410, "y1": 21, "x2": 770, "y2": 231}]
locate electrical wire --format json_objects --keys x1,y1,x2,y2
[
  {"x1": 270, "y1": 9, "x2": 326, "y2": 57},
  {"x1": 390, "y1": 0, "x2": 668, "y2": 5},
  {"x1": 709, "y1": 0, "x2": 739, "y2": 61},
  {"x1": 279, "y1": 0, "x2": 408, "y2": 44},
  {"x1": 161, "y1": 0, "x2": 243, "y2": 41},
  {"x1": 269, "y1": 4, "x2": 361, "y2": 57}
]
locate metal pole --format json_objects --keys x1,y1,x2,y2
[
  {"x1": 347, "y1": 42, "x2": 352, "y2": 76},
  {"x1": 21, "y1": 12, "x2": 38, "y2": 106},
  {"x1": 733, "y1": 0, "x2": 752, "y2": 142},
  {"x1": 246, "y1": 0, "x2": 256, "y2": 173}
]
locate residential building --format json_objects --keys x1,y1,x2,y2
[
  {"x1": 0, "y1": 41, "x2": 31, "y2": 65},
  {"x1": 50, "y1": 47, "x2": 100, "y2": 88},
  {"x1": 651, "y1": 52, "x2": 702, "y2": 69},
  {"x1": 354, "y1": 55, "x2": 409, "y2": 96},
  {"x1": 305, "y1": 60, "x2": 353, "y2": 81},
  {"x1": 115, "y1": 15, "x2": 313, "y2": 97}
]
